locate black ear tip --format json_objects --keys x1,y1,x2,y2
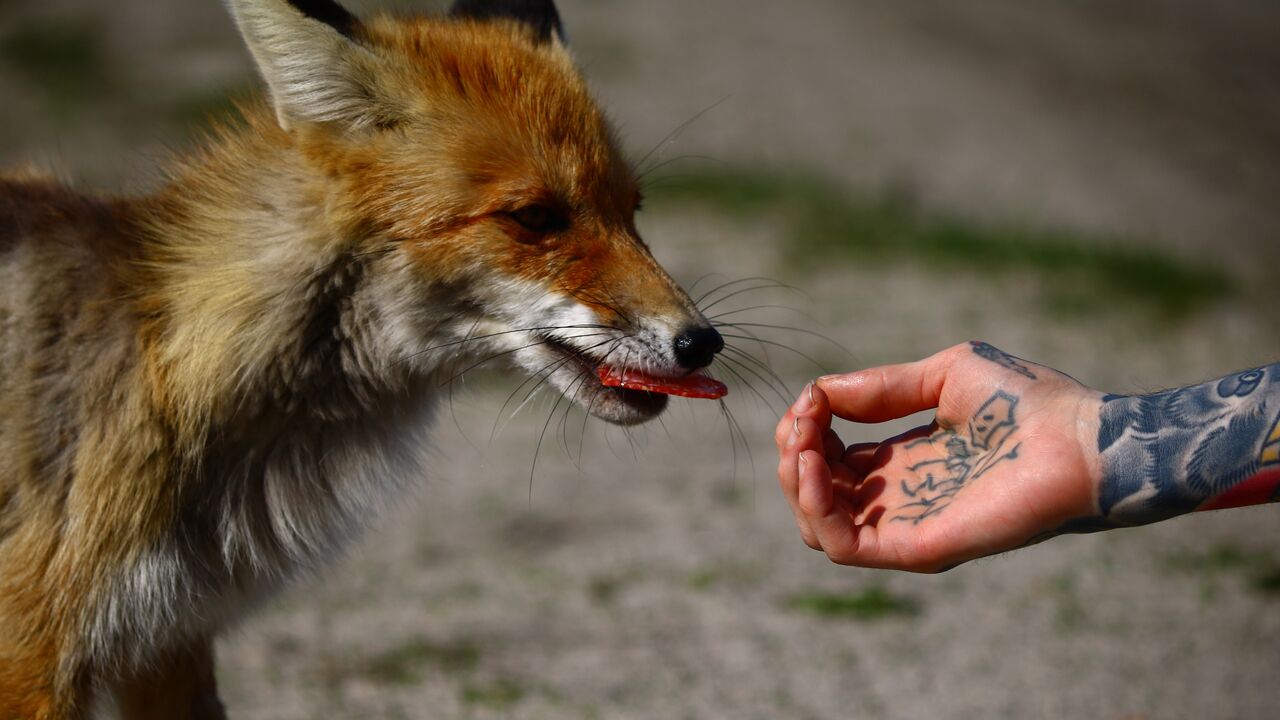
[
  {"x1": 450, "y1": 0, "x2": 566, "y2": 44},
  {"x1": 286, "y1": 0, "x2": 360, "y2": 39}
]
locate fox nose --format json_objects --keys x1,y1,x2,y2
[{"x1": 673, "y1": 325, "x2": 725, "y2": 370}]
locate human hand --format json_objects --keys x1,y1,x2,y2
[{"x1": 775, "y1": 342, "x2": 1103, "y2": 572}]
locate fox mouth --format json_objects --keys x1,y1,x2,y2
[{"x1": 538, "y1": 335, "x2": 669, "y2": 426}]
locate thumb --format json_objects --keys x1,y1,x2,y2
[{"x1": 816, "y1": 344, "x2": 966, "y2": 423}]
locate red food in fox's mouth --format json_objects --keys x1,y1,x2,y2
[{"x1": 597, "y1": 366, "x2": 728, "y2": 400}]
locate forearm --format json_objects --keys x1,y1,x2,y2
[{"x1": 1084, "y1": 364, "x2": 1280, "y2": 528}]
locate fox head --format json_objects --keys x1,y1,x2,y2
[{"x1": 225, "y1": 0, "x2": 724, "y2": 426}]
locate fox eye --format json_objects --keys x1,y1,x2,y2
[{"x1": 509, "y1": 205, "x2": 568, "y2": 236}]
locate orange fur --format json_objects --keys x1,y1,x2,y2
[{"x1": 0, "y1": 2, "x2": 718, "y2": 717}]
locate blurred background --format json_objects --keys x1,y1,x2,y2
[{"x1": 3, "y1": 0, "x2": 1279, "y2": 717}]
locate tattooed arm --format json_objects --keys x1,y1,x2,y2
[
  {"x1": 1083, "y1": 366, "x2": 1280, "y2": 526},
  {"x1": 775, "y1": 342, "x2": 1280, "y2": 572}
]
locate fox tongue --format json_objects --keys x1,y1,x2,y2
[{"x1": 597, "y1": 366, "x2": 729, "y2": 400}]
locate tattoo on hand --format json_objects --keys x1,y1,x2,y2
[
  {"x1": 893, "y1": 391, "x2": 1024, "y2": 524},
  {"x1": 1091, "y1": 365, "x2": 1280, "y2": 527},
  {"x1": 970, "y1": 342, "x2": 1037, "y2": 380}
]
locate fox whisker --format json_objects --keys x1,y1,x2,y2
[
  {"x1": 525, "y1": 339, "x2": 626, "y2": 497},
  {"x1": 549, "y1": 343, "x2": 621, "y2": 467},
  {"x1": 575, "y1": 338, "x2": 633, "y2": 465},
  {"x1": 404, "y1": 323, "x2": 614, "y2": 364},
  {"x1": 714, "y1": 321, "x2": 852, "y2": 359},
  {"x1": 720, "y1": 345, "x2": 793, "y2": 399},
  {"x1": 715, "y1": 361, "x2": 768, "y2": 409},
  {"x1": 699, "y1": 282, "x2": 808, "y2": 315},
  {"x1": 717, "y1": 397, "x2": 754, "y2": 490},
  {"x1": 635, "y1": 154, "x2": 722, "y2": 183},
  {"x1": 621, "y1": 425, "x2": 642, "y2": 463},
  {"x1": 693, "y1": 275, "x2": 786, "y2": 308},
  {"x1": 716, "y1": 354, "x2": 790, "y2": 410},
  {"x1": 707, "y1": 303, "x2": 823, "y2": 325},
  {"x1": 685, "y1": 272, "x2": 729, "y2": 299},
  {"x1": 491, "y1": 336, "x2": 628, "y2": 442},
  {"x1": 633, "y1": 95, "x2": 729, "y2": 178},
  {"x1": 440, "y1": 331, "x2": 613, "y2": 389},
  {"x1": 716, "y1": 332, "x2": 828, "y2": 372},
  {"x1": 713, "y1": 322, "x2": 775, "y2": 366},
  {"x1": 530, "y1": 388, "x2": 570, "y2": 502},
  {"x1": 557, "y1": 370, "x2": 592, "y2": 463}
]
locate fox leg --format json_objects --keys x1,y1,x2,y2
[{"x1": 109, "y1": 640, "x2": 225, "y2": 720}]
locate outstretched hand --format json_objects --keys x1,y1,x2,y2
[{"x1": 775, "y1": 342, "x2": 1103, "y2": 572}]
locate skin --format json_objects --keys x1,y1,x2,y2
[{"x1": 775, "y1": 341, "x2": 1280, "y2": 573}]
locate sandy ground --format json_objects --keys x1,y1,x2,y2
[{"x1": 2, "y1": 0, "x2": 1279, "y2": 718}]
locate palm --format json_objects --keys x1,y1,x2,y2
[
  {"x1": 777, "y1": 343, "x2": 1101, "y2": 572},
  {"x1": 851, "y1": 383, "x2": 1095, "y2": 566}
]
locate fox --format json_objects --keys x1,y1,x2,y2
[{"x1": 0, "y1": 0, "x2": 728, "y2": 716}]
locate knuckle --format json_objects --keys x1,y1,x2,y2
[
  {"x1": 823, "y1": 535, "x2": 858, "y2": 565},
  {"x1": 907, "y1": 532, "x2": 950, "y2": 573},
  {"x1": 774, "y1": 412, "x2": 793, "y2": 438},
  {"x1": 777, "y1": 461, "x2": 794, "y2": 487},
  {"x1": 828, "y1": 548, "x2": 857, "y2": 566}
]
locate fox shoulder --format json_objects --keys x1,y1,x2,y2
[{"x1": 0, "y1": 175, "x2": 140, "y2": 262}]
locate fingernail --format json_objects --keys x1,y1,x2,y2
[
  {"x1": 794, "y1": 384, "x2": 814, "y2": 412},
  {"x1": 799, "y1": 452, "x2": 808, "y2": 468},
  {"x1": 808, "y1": 382, "x2": 816, "y2": 406},
  {"x1": 793, "y1": 417, "x2": 801, "y2": 436}
]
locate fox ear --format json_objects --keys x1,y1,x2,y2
[
  {"x1": 450, "y1": 0, "x2": 566, "y2": 45},
  {"x1": 228, "y1": 0, "x2": 387, "y2": 131}
]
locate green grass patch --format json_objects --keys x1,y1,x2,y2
[
  {"x1": 0, "y1": 20, "x2": 105, "y2": 117},
  {"x1": 356, "y1": 638, "x2": 480, "y2": 685},
  {"x1": 587, "y1": 574, "x2": 622, "y2": 605},
  {"x1": 1251, "y1": 567, "x2": 1280, "y2": 596},
  {"x1": 1165, "y1": 543, "x2": 1280, "y2": 600},
  {"x1": 462, "y1": 678, "x2": 526, "y2": 709},
  {"x1": 1166, "y1": 543, "x2": 1251, "y2": 573},
  {"x1": 688, "y1": 570, "x2": 718, "y2": 591},
  {"x1": 787, "y1": 587, "x2": 919, "y2": 621},
  {"x1": 646, "y1": 167, "x2": 1232, "y2": 318},
  {"x1": 1050, "y1": 572, "x2": 1086, "y2": 631},
  {"x1": 687, "y1": 562, "x2": 765, "y2": 592}
]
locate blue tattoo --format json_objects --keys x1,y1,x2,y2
[
  {"x1": 1094, "y1": 366, "x2": 1279, "y2": 526},
  {"x1": 893, "y1": 391, "x2": 1023, "y2": 524},
  {"x1": 970, "y1": 342, "x2": 1037, "y2": 380},
  {"x1": 1218, "y1": 369, "x2": 1265, "y2": 398},
  {"x1": 969, "y1": 391, "x2": 1018, "y2": 449}
]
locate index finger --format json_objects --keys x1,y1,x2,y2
[
  {"x1": 774, "y1": 382, "x2": 834, "y2": 450},
  {"x1": 816, "y1": 345, "x2": 964, "y2": 424}
]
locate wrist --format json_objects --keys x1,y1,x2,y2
[
  {"x1": 1094, "y1": 391, "x2": 1188, "y2": 526},
  {"x1": 1072, "y1": 391, "x2": 1107, "y2": 517}
]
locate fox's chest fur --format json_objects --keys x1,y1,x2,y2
[
  {"x1": 102, "y1": 386, "x2": 439, "y2": 666},
  {"x1": 0, "y1": 177, "x2": 443, "y2": 667}
]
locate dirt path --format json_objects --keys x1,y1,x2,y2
[{"x1": 2, "y1": 1, "x2": 1278, "y2": 717}]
